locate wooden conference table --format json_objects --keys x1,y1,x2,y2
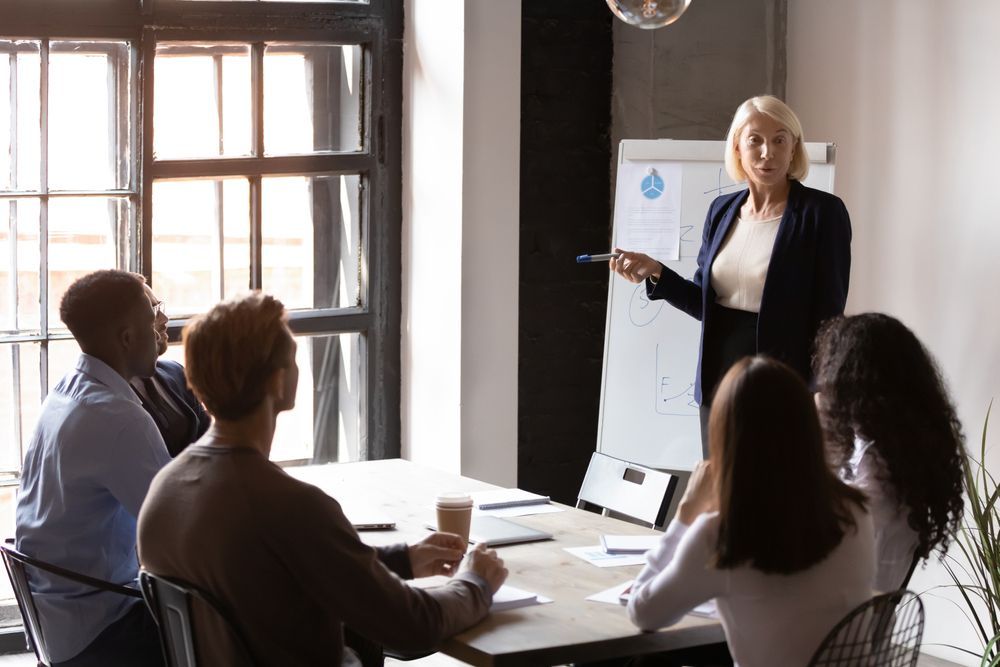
[{"x1": 286, "y1": 459, "x2": 724, "y2": 667}]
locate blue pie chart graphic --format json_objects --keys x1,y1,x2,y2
[{"x1": 641, "y1": 173, "x2": 664, "y2": 199}]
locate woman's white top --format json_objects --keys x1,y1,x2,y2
[
  {"x1": 710, "y1": 215, "x2": 781, "y2": 313},
  {"x1": 627, "y1": 506, "x2": 874, "y2": 667},
  {"x1": 846, "y1": 436, "x2": 920, "y2": 592}
]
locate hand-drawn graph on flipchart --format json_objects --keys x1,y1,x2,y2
[{"x1": 597, "y1": 140, "x2": 836, "y2": 471}]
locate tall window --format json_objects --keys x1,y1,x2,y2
[{"x1": 0, "y1": 0, "x2": 402, "y2": 553}]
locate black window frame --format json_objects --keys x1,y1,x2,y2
[{"x1": 0, "y1": 0, "x2": 402, "y2": 471}]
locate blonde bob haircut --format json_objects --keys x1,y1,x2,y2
[
  {"x1": 183, "y1": 291, "x2": 293, "y2": 421},
  {"x1": 724, "y1": 95, "x2": 809, "y2": 183}
]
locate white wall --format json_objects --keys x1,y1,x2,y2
[
  {"x1": 788, "y1": 1, "x2": 1000, "y2": 663},
  {"x1": 401, "y1": 0, "x2": 520, "y2": 485}
]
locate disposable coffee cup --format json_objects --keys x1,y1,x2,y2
[{"x1": 435, "y1": 492, "x2": 473, "y2": 544}]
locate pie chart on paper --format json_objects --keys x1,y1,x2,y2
[{"x1": 641, "y1": 172, "x2": 664, "y2": 199}]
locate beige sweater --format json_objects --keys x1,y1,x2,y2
[
  {"x1": 710, "y1": 215, "x2": 781, "y2": 312},
  {"x1": 138, "y1": 445, "x2": 491, "y2": 666}
]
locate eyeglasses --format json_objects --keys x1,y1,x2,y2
[{"x1": 153, "y1": 300, "x2": 167, "y2": 317}]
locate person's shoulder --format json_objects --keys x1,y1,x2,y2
[
  {"x1": 159, "y1": 447, "x2": 336, "y2": 514},
  {"x1": 247, "y1": 464, "x2": 355, "y2": 538},
  {"x1": 685, "y1": 512, "x2": 722, "y2": 550},
  {"x1": 51, "y1": 367, "x2": 110, "y2": 405},
  {"x1": 155, "y1": 359, "x2": 187, "y2": 384},
  {"x1": 156, "y1": 358, "x2": 184, "y2": 373},
  {"x1": 792, "y1": 181, "x2": 847, "y2": 211},
  {"x1": 56, "y1": 376, "x2": 148, "y2": 427},
  {"x1": 239, "y1": 457, "x2": 340, "y2": 510}
]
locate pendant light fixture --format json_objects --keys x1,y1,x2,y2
[{"x1": 606, "y1": 0, "x2": 692, "y2": 30}]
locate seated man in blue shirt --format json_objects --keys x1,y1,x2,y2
[{"x1": 16, "y1": 270, "x2": 170, "y2": 667}]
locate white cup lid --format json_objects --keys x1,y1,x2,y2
[{"x1": 435, "y1": 492, "x2": 473, "y2": 508}]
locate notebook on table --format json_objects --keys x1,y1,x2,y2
[
  {"x1": 426, "y1": 516, "x2": 553, "y2": 546},
  {"x1": 345, "y1": 510, "x2": 396, "y2": 531},
  {"x1": 472, "y1": 489, "x2": 551, "y2": 510}
]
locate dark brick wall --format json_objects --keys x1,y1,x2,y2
[{"x1": 519, "y1": 1, "x2": 613, "y2": 503}]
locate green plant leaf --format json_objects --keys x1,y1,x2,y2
[{"x1": 923, "y1": 401, "x2": 1000, "y2": 658}]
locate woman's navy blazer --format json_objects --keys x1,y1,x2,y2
[
  {"x1": 647, "y1": 179, "x2": 851, "y2": 403},
  {"x1": 153, "y1": 359, "x2": 212, "y2": 455}
]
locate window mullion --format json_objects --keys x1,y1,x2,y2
[
  {"x1": 214, "y1": 180, "x2": 224, "y2": 300},
  {"x1": 213, "y1": 52, "x2": 226, "y2": 298},
  {"x1": 150, "y1": 153, "x2": 372, "y2": 180},
  {"x1": 250, "y1": 41, "x2": 263, "y2": 291},
  {"x1": 10, "y1": 344, "x2": 23, "y2": 463},
  {"x1": 39, "y1": 39, "x2": 49, "y2": 396},
  {"x1": 7, "y1": 52, "x2": 18, "y2": 332},
  {"x1": 105, "y1": 52, "x2": 123, "y2": 268},
  {"x1": 140, "y1": 28, "x2": 155, "y2": 281},
  {"x1": 214, "y1": 53, "x2": 224, "y2": 156},
  {"x1": 250, "y1": 175, "x2": 261, "y2": 291},
  {"x1": 5, "y1": 202, "x2": 15, "y2": 330},
  {"x1": 128, "y1": 41, "x2": 140, "y2": 273},
  {"x1": 252, "y1": 41, "x2": 263, "y2": 159},
  {"x1": 8, "y1": 52, "x2": 16, "y2": 191}
]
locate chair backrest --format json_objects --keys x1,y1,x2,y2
[
  {"x1": 1, "y1": 542, "x2": 144, "y2": 667},
  {"x1": 900, "y1": 552, "x2": 921, "y2": 591},
  {"x1": 1, "y1": 545, "x2": 51, "y2": 666},
  {"x1": 576, "y1": 452, "x2": 678, "y2": 529},
  {"x1": 139, "y1": 569, "x2": 256, "y2": 667},
  {"x1": 808, "y1": 590, "x2": 925, "y2": 667}
]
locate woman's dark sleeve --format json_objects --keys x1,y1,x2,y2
[
  {"x1": 645, "y1": 204, "x2": 715, "y2": 321},
  {"x1": 812, "y1": 198, "x2": 852, "y2": 326}
]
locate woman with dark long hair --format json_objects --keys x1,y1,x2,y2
[
  {"x1": 813, "y1": 313, "x2": 965, "y2": 591},
  {"x1": 627, "y1": 356, "x2": 873, "y2": 666}
]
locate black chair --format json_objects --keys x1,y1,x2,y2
[
  {"x1": 808, "y1": 590, "x2": 924, "y2": 666},
  {"x1": 138, "y1": 569, "x2": 256, "y2": 667},
  {"x1": 0, "y1": 542, "x2": 142, "y2": 667},
  {"x1": 900, "y1": 552, "x2": 921, "y2": 590}
]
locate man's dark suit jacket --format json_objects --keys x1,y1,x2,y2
[
  {"x1": 648, "y1": 179, "x2": 852, "y2": 403},
  {"x1": 144, "y1": 359, "x2": 211, "y2": 457}
]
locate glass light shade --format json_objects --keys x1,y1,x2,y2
[{"x1": 606, "y1": 0, "x2": 692, "y2": 29}]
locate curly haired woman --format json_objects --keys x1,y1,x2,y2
[{"x1": 813, "y1": 313, "x2": 965, "y2": 591}]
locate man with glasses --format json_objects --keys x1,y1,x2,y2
[{"x1": 130, "y1": 283, "x2": 210, "y2": 457}]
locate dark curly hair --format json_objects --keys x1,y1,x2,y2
[{"x1": 812, "y1": 313, "x2": 964, "y2": 560}]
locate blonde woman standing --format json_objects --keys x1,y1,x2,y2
[{"x1": 611, "y1": 96, "x2": 851, "y2": 454}]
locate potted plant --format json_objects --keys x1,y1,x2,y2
[{"x1": 932, "y1": 402, "x2": 1000, "y2": 666}]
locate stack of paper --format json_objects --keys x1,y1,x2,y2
[
  {"x1": 490, "y1": 584, "x2": 552, "y2": 612},
  {"x1": 691, "y1": 599, "x2": 718, "y2": 618},
  {"x1": 599, "y1": 534, "x2": 661, "y2": 555}
]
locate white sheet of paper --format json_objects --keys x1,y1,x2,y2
[
  {"x1": 586, "y1": 579, "x2": 634, "y2": 605},
  {"x1": 586, "y1": 581, "x2": 720, "y2": 621},
  {"x1": 565, "y1": 545, "x2": 648, "y2": 568},
  {"x1": 614, "y1": 162, "x2": 682, "y2": 262}
]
